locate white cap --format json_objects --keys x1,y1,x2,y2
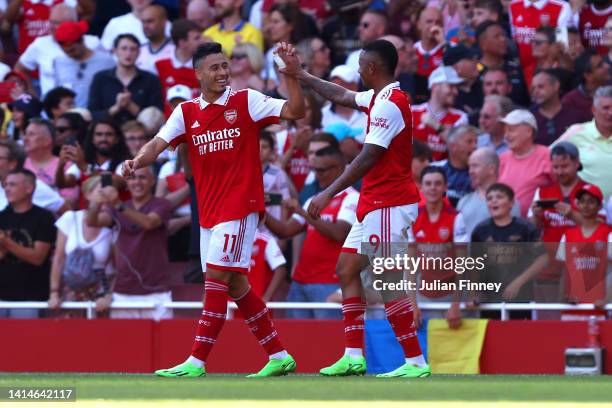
[
  {"x1": 329, "y1": 64, "x2": 360, "y2": 84},
  {"x1": 428, "y1": 66, "x2": 464, "y2": 89},
  {"x1": 500, "y1": 109, "x2": 538, "y2": 131},
  {"x1": 166, "y1": 84, "x2": 192, "y2": 103}
]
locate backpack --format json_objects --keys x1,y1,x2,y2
[{"x1": 62, "y1": 213, "x2": 102, "y2": 290}]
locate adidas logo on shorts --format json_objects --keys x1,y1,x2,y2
[{"x1": 220, "y1": 255, "x2": 231, "y2": 262}]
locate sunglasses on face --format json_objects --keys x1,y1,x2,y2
[
  {"x1": 231, "y1": 54, "x2": 247, "y2": 60},
  {"x1": 313, "y1": 164, "x2": 338, "y2": 174}
]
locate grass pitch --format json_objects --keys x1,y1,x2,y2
[{"x1": 1, "y1": 373, "x2": 611, "y2": 407}]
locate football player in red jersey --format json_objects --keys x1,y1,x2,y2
[
  {"x1": 123, "y1": 41, "x2": 304, "y2": 378},
  {"x1": 285, "y1": 39, "x2": 430, "y2": 378}
]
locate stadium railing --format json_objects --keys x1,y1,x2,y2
[{"x1": 0, "y1": 301, "x2": 610, "y2": 320}]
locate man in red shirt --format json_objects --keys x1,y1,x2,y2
[
  {"x1": 508, "y1": 0, "x2": 571, "y2": 81},
  {"x1": 248, "y1": 231, "x2": 286, "y2": 302},
  {"x1": 529, "y1": 142, "x2": 588, "y2": 304},
  {"x1": 578, "y1": 0, "x2": 612, "y2": 56},
  {"x1": 155, "y1": 19, "x2": 203, "y2": 116},
  {"x1": 265, "y1": 146, "x2": 358, "y2": 320},
  {"x1": 291, "y1": 39, "x2": 430, "y2": 378},
  {"x1": 556, "y1": 184, "x2": 611, "y2": 305},
  {"x1": 412, "y1": 66, "x2": 468, "y2": 161},
  {"x1": 414, "y1": 7, "x2": 445, "y2": 77},
  {"x1": 123, "y1": 41, "x2": 305, "y2": 378},
  {"x1": 409, "y1": 166, "x2": 468, "y2": 329},
  {"x1": 6, "y1": 0, "x2": 65, "y2": 53}
]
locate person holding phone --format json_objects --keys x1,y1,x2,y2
[{"x1": 529, "y1": 142, "x2": 604, "y2": 304}]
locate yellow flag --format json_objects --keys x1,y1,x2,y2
[{"x1": 427, "y1": 319, "x2": 489, "y2": 374}]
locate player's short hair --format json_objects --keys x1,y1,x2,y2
[
  {"x1": 362, "y1": 39, "x2": 398, "y2": 77},
  {"x1": 259, "y1": 130, "x2": 275, "y2": 149},
  {"x1": 535, "y1": 26, "x2": 556, "y2": 44},
  {"x1": 420, "y1": 165, "x2": 447, "y2": 183},
  {"x1": 171, "y1": 19, "x2": 200, "y2": 45},
  {"x1": 412, "y1": 139, "x2": 432, "y2": 162},
  {"x1": 113, "y1": 33, "x2": 140, "y2": 49},
  {"x1": 474, "y1": 0, "x2": 503, "y2": 15},
  {"x1": 486, "y1": 182, "x2": 514, "y2": 201},
  {"x1": 43, "y1": 86, "x2": 75, "y2": 118},
  {"x1": 193, "y1": 42, "x2": 224, "y2": 68},
  {"x1": 7, "y1": 168, "x2": 36, "y2": 186}
]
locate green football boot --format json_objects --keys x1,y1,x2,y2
[
  {"x1": 376, "y1": 363, "x2": 431, "y2": 378},
  {"x1": 246, "y1": 355, "x2": 297, "y2": 378},
  {"x1": 154, "y1": 361, "x2": 206, "y2": 378},
  {"x1": 320, "y1": 355, "x2": 367, "y2": 376}
]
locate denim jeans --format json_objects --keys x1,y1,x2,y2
[{"x1": 286, "y1": 281, "x2": 342, "y2": 319}]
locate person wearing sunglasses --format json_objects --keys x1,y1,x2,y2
[
  {"x1": 229, "y1": 43, "x2": 265, "y2": 92},
  {"x1": 52, "y1": 21, "x2": 114, "y2": 108}
]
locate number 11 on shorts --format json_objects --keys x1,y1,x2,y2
[{"x1": 223, "y1": 234, "x2": 237, "y2": 253}]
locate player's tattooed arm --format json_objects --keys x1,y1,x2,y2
[
  {"x1": 307, "y1": 144, "x2": 385, "y2": 218},
  {"x1": 297, "y1": 71, "x2": 359, "y2": 109}
]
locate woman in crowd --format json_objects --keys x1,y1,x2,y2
[
  {"x1": 48, "y1": 176, "x2": 114, "y2": 317},
  {"x1": 230, "y1": 43, "x2": 266, "y2": 92},
  {"x1": 296, "y1": 37, "x2": 331, "y2": 80}
]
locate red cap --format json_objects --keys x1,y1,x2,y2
[
  {"x1": 55, "y1": 21, "x2": 89, "y2": 45},
  {"x1": 576, "y1": 184, "x2": 604, "y2": 203}
]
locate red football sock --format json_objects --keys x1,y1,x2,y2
[
  {"x1": 342, "y1": 297, "x2": 366, "y2": 349},
  {"x1": 233, "y1": 287, "x2": 284, "y2": 355},
  {"x1": 191, "y1": 278, "x2": 229, "y2": 362},
  {"x1": 385, "y1": 298, "x2": 422, "y2": 358}
]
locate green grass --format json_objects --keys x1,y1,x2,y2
[{"x1": 1, "y1": 373, "x2": 612, "y2": 405}]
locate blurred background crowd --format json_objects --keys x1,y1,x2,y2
[{"x1": 0, "y1": 0, "x2": 610, "y2": 323}]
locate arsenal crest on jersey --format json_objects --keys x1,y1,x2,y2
[
  {"x1": 438, "y1": 226, "x2": 450, "y2": 241},
  {"x1": 224, "y1": 109, "x2": 237, "y2": 124}
]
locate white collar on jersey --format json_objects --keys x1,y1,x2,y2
[
  {"x1": 523, "y1": 0, "x2": 548, "y2": 10},
  {"x1": 171, "y1": 51, "x2": 193, "y2": 69},
  {"x1": 375, "y1": 81, "x2": 400, "y2": 99},
  {"x1": 198, "y1": 87, "x2": 232, "y2": 109}
]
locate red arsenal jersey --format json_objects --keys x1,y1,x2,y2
[
  {"x1": 18, "y1": 0, "x2": 62, "y2": 53},
  {"x1": 409, "y1": 203, "x2": 468, "y2": 298},
  {"x1": 509, "y1": 0, "x2": 571, "y2": 82},
  {"x1": 157, "y1": 87, "x2": 286, "y2": 228},
  {"x1": 155, "y1": 56, "x2": 200, "y2": 116},
  {"x1": 292, "y1": 187, "x2": 359, "y2": 284},
  {"x1": 578, "y1": 4, "x2": 612, "y2": 56},
  {"x1": 412, "y1": 102, "x2": 468, "y2": 162},
  {"x1": 248, "y1": 231, "x2": 286, "y2": 297},
  {"x1": 557, "y1": 223, "x2": 612, "y2": 303},
  {"x1": 353, "y1": 82, "x2": 421, "y2": 221},
  {"x1": 281, "y1": 132, "x2": 310, "y2": 192},
  {"x1": 414, "y1": 41, "x2": 444, "y2": 77}
]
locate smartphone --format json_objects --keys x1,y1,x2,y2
[
  {"x1": 64, "y1": 136, "x2": 77, "y2": 146},
  {"x1": 265, "y1": 193, "x2": 283, "y2": 206},
  {"x1": 536, "y1": 199, "x2": 559, "y2": 209},
  {"x1": 101, "y1": 172, "x2": 113, "y2": 188}
]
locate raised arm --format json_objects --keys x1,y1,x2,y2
[
  {"x1": 297, "y1": 71, "x2": 359, "y2": 109},
  {"x1": 275, "y1": 42, "x2": 305, "y2": 121}
]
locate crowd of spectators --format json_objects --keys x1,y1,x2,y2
[{"x1": 0, "y1": 0, "x2": 610, "y2": 324}]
